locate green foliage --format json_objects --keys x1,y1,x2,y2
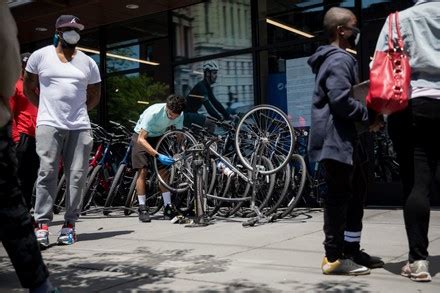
[{"x1": 107, "y1": 74, "x2": 169, "y2": 126}]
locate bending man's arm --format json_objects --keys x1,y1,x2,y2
[
  {"x1": 23, "y1": 71, "x2": 39, "y2": 107},
  {"x1": 86, "y1": 82, "x2": 101, "y2": 111},
  {"x1": 137, "y1": 129, "x2": 158, "y2": 157}
]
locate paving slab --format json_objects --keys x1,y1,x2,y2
[{"x1": 1, "y1": 209, "x2": 439, "y2": 292}]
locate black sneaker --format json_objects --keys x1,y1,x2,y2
[
  {"x1": 346, "y1": 250, "x2": 384, "y2": 269},
  {"x1": 138, "y1": 205, "x2": 151, "y2": 222},
  {"x1": 163, "y1": 204, "x2": 176, "y2": 219}
]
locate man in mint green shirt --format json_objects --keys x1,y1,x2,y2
[{"x1": 132, "y1": 94, "x2": 186, "y2": 222}]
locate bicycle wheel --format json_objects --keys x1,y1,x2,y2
[
  {"x1": 154, "y1": 130, "x2": 197, "y2": 193},
  {"x1": 264, "y1": 155, "x2": 291, "y2": 216},
  {"x1": 240, "y1": 155, "x2": 276, "y2": 217},
  {"x1": 103, "y1": 163, "x2": 126, "y2": 215},
  {"x1": 205, "y1": 158, "x2": 232, "y2": 217},
  {"x1": 124, "y1": 170, "x2": 138, "y2": 216},
  {"x1": 81, "y1": 165, "x2": 102, "y2": 212},
  {"x1": 235, "y1": 105, "x2": 295, "y2": 175},
  {"x1": 226, "y1": 156, "x2": 274, "y2": 217},
  {"x1": 145, "y1": 172, "x2": 163, "y2": 215},
  {"x1": 281, "y1": 154, "x2": 307, "y2": 217}
]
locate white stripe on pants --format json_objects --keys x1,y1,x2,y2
[{"x1": 34, "y1": 125, "x2": 93, "y2": 224}]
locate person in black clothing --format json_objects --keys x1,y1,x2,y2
[
  {"x1": 184, "y1": 60, "x2": 231, "y2": 132},
  {"x1": 307, "y1": 7, "x2": 383, "y2": 275},
  {"x1": 0, "y1": 3, "x2": 54, "y2": 292},
  {"x1": 374, "y1": 0, "x2": 440, "y2": 282}
]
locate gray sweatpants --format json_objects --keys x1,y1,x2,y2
[{"x1": 34, "y1": 125, "x2": 93, "y2": 224}]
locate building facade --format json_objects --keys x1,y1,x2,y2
[
  {"x1": 11, "y1": 0, "x2": 414, "y2": 127},
  {"x1": 10, "y1": 0, "x2": 421, "y2": 205}
]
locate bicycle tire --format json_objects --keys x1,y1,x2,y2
[
  {"x1": 145, "y1": 172, "x2": 163, "y2": 215},
  {"x1": 281, "y1": 154, "x2": 307, "y2": 217},
  {"x1": 124, "y1": 170, "x2": 138, "y2": 216},
  {"x1": 241, "y1": 155, "x2": 276, "y2": 217},
  {"x1": 264, "y1": 156, "x2": 291, "y2": 216},
  {"x1": 81, "y1": 164, "x2": 102, "y2": 212},
  {"x1": 205, "y1": 159, "x2": 232, "y2": 217},
  {"x1": 154, "y1": 130, "x2": 197, "y2": 193},
  {"x1": 235, "y1": 105, "x2": 295, "y2": 175},
  {"x1": 228, "y1": 156, "x2": 274, "y2": 217},
  {"x1": 103, "y1": 163, "x2": 126, "y2": 215},
  {"x1": 215, "y1": 156, "x2": 251, "y2": 217}
]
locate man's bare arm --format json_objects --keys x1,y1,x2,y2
[
  {"x1": 137, "y1": 129, "x2": 158, "y2": 157},
  {"x1": 86, "y1": 82, "x2": 101, "y2": 111},
  {"x1": 23, "y1": 71, "x2": 39, "y2": 106}
]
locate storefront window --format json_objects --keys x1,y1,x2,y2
[
  {"x1": 265, "y1": 1, "x2": 354, "y2": 46},
  {"x1": 266, "y1": 44, "x2": 322, "y2": 128},
  {"x1": 107, "y1": 74, "x2": 169, "y2": 126},
  {"x1": 174, "y1": 54, "x2": 254, "y2": 115},
  {"x1": 105, "y1": 13, "x2": 171, "y2": 125}
]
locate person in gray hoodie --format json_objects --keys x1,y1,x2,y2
[{"x1": 307, "y1": 7, "x2": 383, "y2": 275}]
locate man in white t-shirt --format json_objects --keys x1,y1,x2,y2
[{"x1": 24, "y1": 15, "x2": 101, "y2": 248}]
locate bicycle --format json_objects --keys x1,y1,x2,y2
[
  {"x1": 81, "y1": 125, "x2": 127, "y2": 213},
  {"x1": 153, "y1": 105, "x2": 295, "y2": 226}
]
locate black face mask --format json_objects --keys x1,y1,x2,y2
[
  {"x1": 345, "y1": 27, "x2": 360, "y2": 48},
  {"x1": 60, "y1": 38, "x2": 77, "y2": 49}
]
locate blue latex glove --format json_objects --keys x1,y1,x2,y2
[{"x1": 157, "y1": 153, "x2": 175, "y2": 166}]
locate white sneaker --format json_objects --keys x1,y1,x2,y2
[
  {"x1": 401, "y1": 260, "x2": 431, "y2": 282},
  {"x1": 57, "y1": 225, "x2": 77, "y2": 245},
  {"x1": 35, "y1": 228, "x2": 49, "y2": 248}
]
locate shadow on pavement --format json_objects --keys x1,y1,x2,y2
[
  {"x1": 78, "y1": 230, "x2": 134, "y2": 241},
  {"x1": 2, "y1": 247, "x2": 232, "y2": 291},
  {"x1": 279, "y1": 279, "x2": 370, "y2": 293},
  {"x1": 384, "y1": 255, "x2": 440, "y2": 277}
]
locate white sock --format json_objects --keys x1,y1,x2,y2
[
  {"x1": 162, "y1": 192, "x2": 171, "y2": 206},
  {"x1": 138, "y1": 195, "x2": 146, "y2": 206}
]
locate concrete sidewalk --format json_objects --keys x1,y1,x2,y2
[{"x1": 1, "y1": 208, "x2": 439, "y2": 292}]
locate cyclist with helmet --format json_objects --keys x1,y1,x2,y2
[{"x1": 184, "y1": 60, "x2": 232, "y2": 132}]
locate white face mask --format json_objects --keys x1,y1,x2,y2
[
  {"x1": 62, "y1": 30, "x2": 80, "y2": 45},
  {"x1": 355, "y1": 33, "x2": 360, "y2": 46}
]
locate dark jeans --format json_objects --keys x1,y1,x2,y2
[
  {"x1": 15, "y1": 133, "x2": 39, "y2": 210},
  {"x1": 404, "y1": 97, "x2": 440, "y2": 262},
  {"x1": 388, "y1": 107, "x2": 414, "y2": 199},
  {"x1": 0, "y1": 123, "x2": 49, "y2": 289},
  {"x1": 321, "y1": 144, "x2": 368, "y2": 262}
]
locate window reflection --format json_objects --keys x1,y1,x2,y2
[
  {"x1": 105, "y1": 13, "x2": 170, "y2": 126},
  {"x1": 173, "y1": 0, "x2": 252, "y2": 62},
  {"x1": 174, "y1": 54, "x2": 254, "y2": 116},
  {"x1": 108, "y1": 74, "x2": 169, "y2": 126},
  {"x1": 107, "y1": 46, "x2": 140, "y2": 73},
  {"x1": 265, "y1": 0, "x2": 355, "y2": 45}
]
